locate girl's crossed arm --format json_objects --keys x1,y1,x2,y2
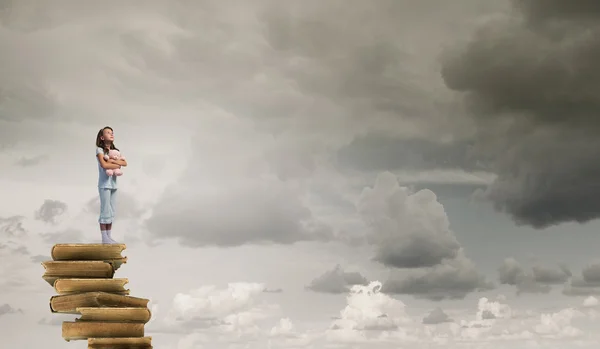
[
  {"x1": 110, "y1": 158, "x2": 128, "y2": 167},
  {"x1": 97, "y1": 153, "x2": 121, "y2": 170}
]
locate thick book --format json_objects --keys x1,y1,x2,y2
[
  {"x1": 76, "y1": 307, "x2": 151, "y2": 323},
  {"x1": 50, "y1": 292, "x2": 149, "y2": 314},
  {"x1": 52, "y1": 243, "x2": 127, "y2": 261},
  {"x1": 62, "y1": 321, "x2": 144, "y2": 341},
  {"x1": 42, "y1": 261, "x2": 119, "y2": 287},
  {"x1": 54, "y1": 278, "x2": 130, "y2": 295},
  {"x1": 88, "y1": 336, "x2": 152, "y2": 349}
]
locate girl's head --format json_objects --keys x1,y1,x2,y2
[{"x1": 95, "y1": 126, "x2": 119, "y2": 152}]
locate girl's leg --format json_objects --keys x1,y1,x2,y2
[
  {"x1": 98, "y1": 188, "x2": 114, "y2": 243},
  {"x1": 106, "y1": 189, "x2": 118, "y2": 243}
]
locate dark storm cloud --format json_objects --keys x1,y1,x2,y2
[
  {"x1": 514, "y1": 0, "x2": 600, "y2": 22},
  {"x1": 422, "y1": 307, "x2": 453, "y2": 325},
  {"x1": 34, "y1": 199, "x2": 67, "y2": 224},
  {"x1": 359, "y1": 172, "x2": 491, "y2": 300},
  {"x1": 357, "y1": 172, "x2": 462, "y2": 269},
  {"x1": 498, "y1": 258, "x2": 571, "y2": 295},
  {"x1": 306, "y1": 265, "x2": 368, "y2": 294},
  {"x1": 441, "y1": 0, "x2": 600, "y2": 228}
]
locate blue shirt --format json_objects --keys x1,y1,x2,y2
[{"x1": 97, "y1": 147, "x2": 118, "y2": 189}]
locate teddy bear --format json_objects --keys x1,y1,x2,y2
[{"x1": 104, "y1": 149, "x2": 125, "y2": 176}]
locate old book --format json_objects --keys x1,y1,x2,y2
[
  {"x1": 42, "y1": 261, "x2": 118, "y2": 287},
  {"x1": 54, "y1": 278, "x2": 130, "y2": 295},
  {"x1": 88, "y1": 337, "x2": 152, "y2": 349},
  {"x1": 50, "y1": 292, "x2": 149, "y2": 314},
  {"x1": 52, "y1": 243, "x2": 127, "y2": 261},
  {"x1": 62, "y1": 321, "x2": 144, "y2": 341},
  {"x1": 76, "y1": 307, "x2": 151, "y2": 323}
]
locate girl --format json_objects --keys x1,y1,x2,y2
[{"x1": 95, "y1": 126, "x2": 128, "y2": 244}]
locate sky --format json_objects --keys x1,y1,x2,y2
[{"x1": 1, "y1": 0, "x2": 600, "y2": 348}]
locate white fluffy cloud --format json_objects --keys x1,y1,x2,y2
[
  {"x1": 325, "y1": 281, "x2": 418, "y2": 345},
  {"x1": 158, "y1": 282, "x2": 281, "y2": 347}
]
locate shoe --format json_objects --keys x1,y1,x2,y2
[
  {"x1": 106, "y1": 231, "x2": 118, "y2": 244},
  {"x1": 101, "y1": 231, "x2": 111, "y2": 244}
]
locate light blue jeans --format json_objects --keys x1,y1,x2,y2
[{"x1": 98, "y1": 188, "x2": 117, "y2": 224}]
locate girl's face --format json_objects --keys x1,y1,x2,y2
[{"x1": 102, "y1": 128, "x2": 114, "y2": 142}]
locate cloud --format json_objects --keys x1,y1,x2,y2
[
  {"x1": 305, "y1": 265, "x2": 368, "y2": 294},
  {"x1": 325, "y1": 281, "x2": 417, "y2": 344},
  {"x1": 0, "y1": 216, "x2": 29, "y2": 257},
  {"x1": 441, "y1": 0, "x2": 600, "y2": 228},
  {"x1": 267, "y1": 318, "x2": 315, "y2": 348},
  {"x1": 14, "y1": 154, "x2": 48, "y2": 167},
  {"x1": 475, "y1": 297, "x2": 513, "y2": 321},
  {"x1": 0, "y1": 303, "x2": 22, "y2": 316},
  {"x1": 0, "y1": 215, "x2": 26, "y2": 238},
  {"x1": 382, "y1": 253, "x2": 493, "y2": 301},
  {"x1": 583, "y1": 296, "x2": 599, "y2": 307},
  {"x1": 562, "y1": 261, "x2": 600, "y2": 296},
  {"x1": 34, "y1": 199, "x2": 67, "y2": 224},
  {"x1": 422, "y1": 307, "x2": 453, "y2": 325},
  {"x1": 158, "y1": 282, "x2": 279, "y2": 344},
  {"x1": 498, "y1": 257, "x2": 571, "y2": 295},
  {"x1": 357, "y1": 171, "x2": 461, "y2": 269},
  {"x1": 0, "y1": 0, "x2": 485, "y2": 161},
  {"x1": 455, "y1": 297, "x2": 587, "y2": 343},
  {"x1": 146, "y1": 143, "x2": 333, "y2": 247},
  {"x1": 356, "y1": 172, "x2": 490, "y2": 300}
]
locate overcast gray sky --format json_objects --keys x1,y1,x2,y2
[{"x1": 2, "y1": 0, "x2": 600, "y2": 348}]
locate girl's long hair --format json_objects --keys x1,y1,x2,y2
[{"x1": 95, "y1": 126, "x2": 119, "y2": 154}]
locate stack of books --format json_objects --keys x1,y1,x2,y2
[{"x1": 41, "y1": 243, "x2": 153, "y2": 348}]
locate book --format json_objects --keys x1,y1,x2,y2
[
  {"x1": 42, "y1": 261, "x2": 119, "y2": 287},
  {"x1": 50, "y1": 292, "x2": 149, "y2": 314},
  {"x1": 88, "y1": 336, "x2": 152, "y2": 349},
  {"x1": 62, "y1": 321, "x2": 144, "y2": 341},
  {"x1": 52, "y1": 243, "x2": 127, "y2": 261},
  {"x1": 54, "y1": 278, "x2": 130, "y2": 295},
  {"x1": 76, "y1": 307, "x2": 152, "y2": 323},
  {"x1": 43, "y1": 243, "x2": 152, "y2": 347}
]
